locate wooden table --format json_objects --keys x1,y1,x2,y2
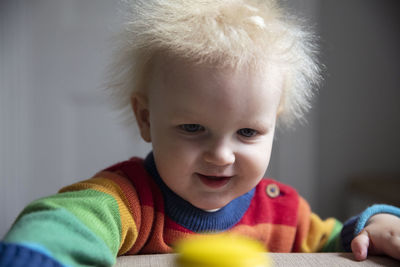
[{"x1": 115, "y1": 253, "x2": 399, "y2": 266}]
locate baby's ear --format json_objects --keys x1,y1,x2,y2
[{"x1": 131, "y1": 93, "x2": 151, "y2": 142}]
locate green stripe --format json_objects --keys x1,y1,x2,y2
[
  {"x1": 321, "y1": 220, "x2": 344, "y2": 252},
  {"x1": 4, "y1": 189, "x2": 122, "y2": 266}
]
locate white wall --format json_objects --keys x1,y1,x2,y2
[
  {"x1": 1, "y1": 0, "x2": 320, "y2": 238},
  {"x1": 0, "y1": 0, "x2": 152, "y2": 238}
]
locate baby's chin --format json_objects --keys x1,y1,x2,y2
[
  {"x1": 186, "y1": 191, "x2": 246, "y2": 211},
  {"x1": 203, "y1": 208, "x2": 221, "y2": 212},
  {"x1": 189, "y1": 200, "x2": 229, "y2": 212}
]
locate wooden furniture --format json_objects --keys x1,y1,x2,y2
[{"x1": 115, "y1": 253, "x2": 399, "y2": 267}]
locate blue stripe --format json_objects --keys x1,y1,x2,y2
[
  {"x1": 0, "y1": 242, "x2": 65, "y2": 267},
  {"x1": 341, "y1": 204, "x2": 400, "y2": 252},
  {"x1": 354, "y1": 204, "x2": 400, "y2": 235}
]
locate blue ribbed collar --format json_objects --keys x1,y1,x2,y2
[{"x1": 144, "y1": 152, "x2": 254, "y2": 233}]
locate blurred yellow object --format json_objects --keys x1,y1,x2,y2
[{"x1": 175, "y1": 234, "x2": 271, "y2": 267}]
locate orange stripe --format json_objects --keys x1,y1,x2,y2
[
  {"x1": 294, "y1": 196, "x2": 337, "y2": 252},
  {"x1": 127, "y1": 205, "x2": 157, "y2": 254},
  {"x1": 97, "y1": 171, "x2": 143, "y2": 229},
  {"x1": 140, "y1": 211, "x2": 173, "y2": 254},
  {"x1": 293, "y1": 196, "x2": 311, "y2": 251},
  {"x1": 230, "y1": 223, "x2": 296, "y2": 252}
]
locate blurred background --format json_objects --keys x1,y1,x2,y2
[{"x1": 1, "y1": 0, "x2": 399, "y2": 238}]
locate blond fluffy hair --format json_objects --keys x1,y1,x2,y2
[{"x1": 107, "y1": 0, "x2": 321, "y2": 127}]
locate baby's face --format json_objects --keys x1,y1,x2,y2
[{"x1": 135, "y1": 57, "x2": 282, "y2": 210}]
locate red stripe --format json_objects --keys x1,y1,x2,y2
[{"x1": 237, "y1": 179, "x2": 299, "y2": 227}]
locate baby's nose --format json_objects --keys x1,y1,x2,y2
[{"x1": 202, "y1": 141, "x2": 235, "y2": 166}]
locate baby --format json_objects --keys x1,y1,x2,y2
[{"x1": 1, "y1": 0, "x2": 400, "y2": 266}]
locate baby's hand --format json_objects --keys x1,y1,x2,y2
[{"x1": 351, "y1": 213, "x2": 400, "y2": 261}]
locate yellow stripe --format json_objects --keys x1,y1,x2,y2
[
  {"x1": 60, "y1": 177, "x2": 138, "y2": 255},
  {"x1": 300, "y1": 213, "x2": 336, "y2": 252}
]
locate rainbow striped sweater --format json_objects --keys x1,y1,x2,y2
[{"x1": 1, "y1": 153, "x2": 400, "y2": 267}]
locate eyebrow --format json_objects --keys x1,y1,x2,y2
[
  {"x1": 248, "y1": 124, "x2": 272, "y2": 134},
  {"x1": 169, "y1": 111, "x2": 203, "y2": 124}
]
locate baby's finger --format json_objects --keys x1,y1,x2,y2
[{"x1": 351, "y1": 231, "x2": 370, "y2": 261}]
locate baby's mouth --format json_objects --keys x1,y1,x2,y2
[{"x1": 196, "y1": 173, "x2": 232, "y2": 188}]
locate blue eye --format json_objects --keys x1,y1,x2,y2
[
  {"x1": 179, "y1": 124, "x2": 205, "y2": 133},
  {"x1": 237, "y1": 128, "x2": 258, "y2": 137}
]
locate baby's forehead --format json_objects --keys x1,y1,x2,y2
[
  {"x1": 151, "y1": 53, "x2": 285, "y2": 89},
  {"x1": 145, "y1": 54, "x2": 284, "y2": 109}
]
